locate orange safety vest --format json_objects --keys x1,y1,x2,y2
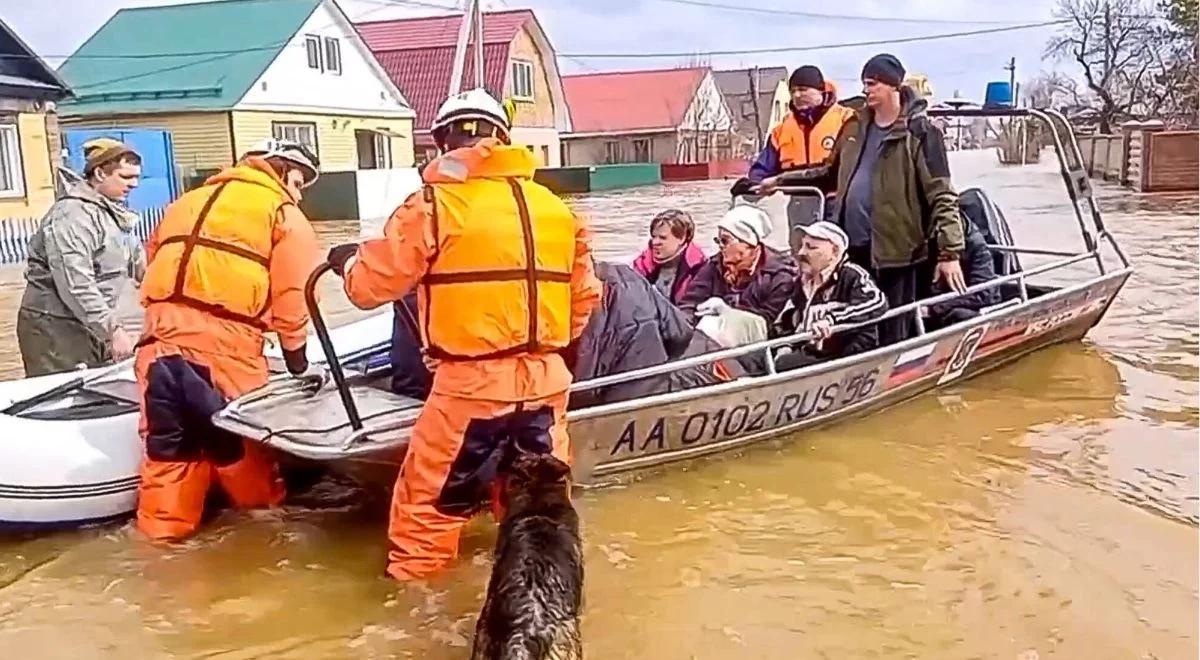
[
  {"x1": 771, "y1": 103, "x2": 855, "y2": 169},
  {"x1": 420, "y1": 177, "x2": 575, "y2": 361},
  {"x1": 141, "y1": 168, "x2": 287, "y2": 330}
]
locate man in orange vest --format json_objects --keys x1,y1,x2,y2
[
  {"x1": 325, "y1": 88, "x2": 602, "y2": 582},
  {"x1": 134, "y1": 139, "x2": 324, "y2": 542},
  {"x1": 732, "y1": 66, "x2": 854, "y2": 229}
]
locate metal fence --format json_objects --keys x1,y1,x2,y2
[{"x1": 0, "y1": 206, "x2": 167, "y2": 267}]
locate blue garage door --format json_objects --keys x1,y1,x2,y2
[{"x1": 64, "y1": 128, "x2": 180, "y2": 212}]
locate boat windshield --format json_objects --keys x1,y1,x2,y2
[{"x1": 17, "y1": 380, "x2": 141, "y2": 421}]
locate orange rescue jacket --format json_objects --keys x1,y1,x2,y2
[
  {"x1": 343, "y1": 139, "x2": 602, "y2": 400},
  {"x1": 771, "y1": 103, "x2": 855, "y2": 169},
  {"x1": 141, "y1": 158, "x2": 320, "y2": 354}
]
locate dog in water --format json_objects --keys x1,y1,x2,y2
[{"x1": 470, "y1": 452, "x2": 583, "y2": 660}]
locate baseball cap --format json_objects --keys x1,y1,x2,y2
[{"x1": 795, "y1": 220, "x2": 848, "y2": 253}]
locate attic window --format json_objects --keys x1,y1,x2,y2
[
  {"x1": 305, "y1": 35, "x2": 322, "y2": 71},
  {"x1": 511, "y1": 60, "x2": 534, "y2": 100},
  {"x1": 324, "y1": 37, "x2": 341, "y2": 75}
]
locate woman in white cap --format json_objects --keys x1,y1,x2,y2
[{"x1": 678, "y1": 204, "x2": 796, "y2": 331}]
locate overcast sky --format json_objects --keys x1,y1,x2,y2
[{"x1": 3, "y1": 0, "x2": 1067, "y2": 101}]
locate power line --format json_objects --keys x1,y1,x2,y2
[
  {"x1": 559, "y1": 20, "x2": 1068, "y2": 59},
  {"x1": 650, "y1": 0, "x2": 1036, "y2": 25}
]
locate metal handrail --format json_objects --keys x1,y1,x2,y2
[
  {"x1": 570, "y1": 249, "x2": 1098, "y2": 393},
  {"x1": 304, "y1": 263, "x2": 363, "y2": 430}
]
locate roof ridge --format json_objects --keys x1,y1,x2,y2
[
  {"x1": 562, "y1": 66, "x2": 709, "y2": 79},
  {"x1": 355, "y1": 7, "x2": 533, "y2": 27}
]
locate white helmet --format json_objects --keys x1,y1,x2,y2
[
  {"x1": 430, "y1": 88, "x2": 511, "y2": 141},
  {"x1": 243, "y1": 138, "x2": 320, "y2": 185}
]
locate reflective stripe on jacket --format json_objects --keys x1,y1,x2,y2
[
  {"x1": 141, "y1": 163, "x2": 284, "y2": 328},
  {"x1": 421, "y1": 171, "x2": 576, "y2": 361}
]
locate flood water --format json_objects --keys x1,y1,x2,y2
[{"x1": 0, "y1": 151, "x2": 1196, "y2": 659}]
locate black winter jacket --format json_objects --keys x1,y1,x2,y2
[
  {"x1": 678, "y1": 247, "x2": 797, "y2": 326},
  {"x1": 777, "y1": 258, "x2": 888, "y2": 359},
  {"x1": 925, "y1": 218, "x2": 999, "y2": 320},
  {"x1": 569, "y1": 262, "x2": 732, "y2": 409}
]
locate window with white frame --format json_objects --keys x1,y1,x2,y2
[
  {"x1": 512, "y1": 60, "x2": 535, "y2": 100},
  {"x1": 304, "y1": 35, "x2": 322, "y2": 71},
  {"x1": 324, "y1": 37, "x2": 341, "y2": 75},
  {"x1": 0, "y1": 122, "x2": 24, "y2": 197},
  {"x1": 272, "y1": 121, "x2": 317, "y2": 154},
  {"x1": 355, "y1": 129, "x2": 393, "y2": 169}
]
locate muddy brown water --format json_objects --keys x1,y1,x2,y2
[{"x1": 0, "y1": 151, "x2": 1195, "y2": 659}]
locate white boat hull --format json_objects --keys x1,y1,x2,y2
[{"x1": 0, "y1": 312, "x2": 393, "y2": 530}]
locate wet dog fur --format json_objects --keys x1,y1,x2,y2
[{"x1": 470, "y1": 452, "x2": 583, "y2": 660}]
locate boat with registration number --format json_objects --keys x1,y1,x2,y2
[{"x1": 212, "y1": 106, "x2": 1132, "y2": 491}]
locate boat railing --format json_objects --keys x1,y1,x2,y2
[
  {"x1": 570, "y1": 247, "x2": 1101, "y2": 393},
  {"x1": 280, "y1": 105, "x2": 1132, "y2": 451}
]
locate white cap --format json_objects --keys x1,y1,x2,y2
[
  {"x1": 717, "y1": 205, "x2": 773, "y2": 246},
  {"x1": 430, "y1": 88, "x2": 511, "y2": 139},
  {"x1": 796, "y1": 220, "x2": 849, "y2": 253}
]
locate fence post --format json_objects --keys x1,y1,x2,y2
[{"x1": 1138, "y1": 120, "x2": 1167, "y2": 192}]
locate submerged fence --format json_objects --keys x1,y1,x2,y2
[{"x1": 0, "y1": 206, "x2": 166, "y2": 267}]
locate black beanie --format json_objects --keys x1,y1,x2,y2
[
  {"x1": 861, "y1": 53, "x2": 905, "y2": 88},
  {"x1": 788, "y1": 65, "x2": 824, "y2": 90}
]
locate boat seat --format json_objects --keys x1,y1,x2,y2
[{"x1": 233, "y1": 380, "x2": 423, "y2": 449}]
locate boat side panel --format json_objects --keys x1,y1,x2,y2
[{"x1": 574, "y1": 276, "x2": 1126, "y2": 483}]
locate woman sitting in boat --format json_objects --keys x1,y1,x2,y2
[
  {"x1": 567, "y1": 260, "x2": 742, "y2": 409},
  {"x1": 678, "y1": 204, "x2": 796, "y2": 346},
  {"x1": 775, "y1": 221, "x2": 888, "y2": 370},
  {"x1": 630, "y1": 209, "x2": 707, "y2": 305}
]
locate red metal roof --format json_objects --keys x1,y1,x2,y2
[
  {"x1": 563, "y1": 68, "x2": 708, "y2": 134},
  {"x1": 356, "y1": 10, "x2": 536, "y2": 132},
  {"x1": 373, "y1": 45, "x2": 509, "y2": 132},
  {"x1": 356, "y1": 9, "x2": 532, "y2": 51}
]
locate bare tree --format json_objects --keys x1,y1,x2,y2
[
  {"x1": 1022, "y1": 70, "x2": 1085, "y2": 110},
  {"x1": 1046, "y1": 0, "x2": 1168, "y2": 132},
  {"x1": 1155, "y1": 0, "x2": 1199, "y2": 126}
]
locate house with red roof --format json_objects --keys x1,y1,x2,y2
[
  {"x1": 356, "y1": 9, "x2": 571, "y2": 166},
  {"x1": 561, "y1": 67, "x2": 734, "y2": 167}
]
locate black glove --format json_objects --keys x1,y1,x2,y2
[
  {"x1": 327, "y1": 243, "x2": 359, "y2": 276},
  {"x1": 729, "y1": 177, "x2": 755, "y2": 197},
  {"x1": 282, "y1": 345, "x2": 309, "y2": 376}
]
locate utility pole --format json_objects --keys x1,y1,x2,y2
[
  {"x1": 449, "y1": 0, "x2": 483, "y2": 97},
  {"x1": 1004, "y1": 57, "x2": 1017, "y2": 106},
  {"x1": 748, "y1": 67, "x2": 763, "y2": 154}
]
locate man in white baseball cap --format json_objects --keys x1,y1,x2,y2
[{"x1": 775, "y1": 220, "x2": 888, "y2": 370}]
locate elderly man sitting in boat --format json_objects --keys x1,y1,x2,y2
[
  {"x1": 775, "y1": 221, "x2": 888, "y2": 370},
  {"x1": 678, "y1": 204, "x2": 795, "y2": 348}
]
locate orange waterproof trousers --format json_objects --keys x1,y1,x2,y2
[
  {"x1": 386, "y1": 390, "x2": 571, "y2": 581},
  {"x1": 135, "y1": 341, "x2": 284, "y2": 542}
]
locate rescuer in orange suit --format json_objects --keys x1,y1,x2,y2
[
  {"x1": 134, "y1": 139, "x2": 325, "y2": 542},
  {"x1": 325, "y1": 88, "x2": 602, "y2": 581}
]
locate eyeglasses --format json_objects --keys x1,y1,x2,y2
[{"x1": 714, "y1": 235, "x2": 735, "y2": 247}]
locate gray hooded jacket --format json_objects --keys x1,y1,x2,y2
[{"x1": 19, "y1": 182, "x2": 145, "y2": 338}]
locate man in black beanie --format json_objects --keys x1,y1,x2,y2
[
  {"x1": 731, "y1": 65, "x2": 854, "y2": 238},
  {"x1": 826, "y1": 53, "x2": 967, "y2": 345}
]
